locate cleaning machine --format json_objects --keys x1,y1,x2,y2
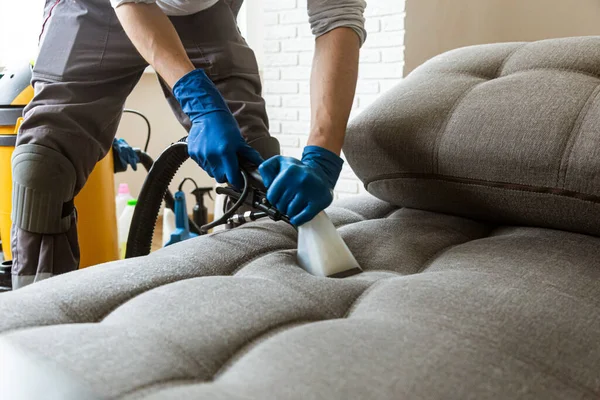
[{"x1": 0, "y1": 63, "x2": 361, "y2": 287}]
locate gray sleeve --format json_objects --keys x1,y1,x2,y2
[
  {"x1": 307, "y1": 0, "x2": 367, "y2": 46},
  {"x1": 111, "y1": 0, "x2": 156, "y2": 9}
]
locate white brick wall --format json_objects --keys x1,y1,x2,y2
[{"x1": 260, "y1": 0, "x2": 405, "y2": 198}]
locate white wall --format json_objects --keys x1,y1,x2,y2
[
  {"x1": 261, "y1": 0, "x2": 405, "y2": 199},
  {"x1": 0, "y1": 1, "x2": 45, "y2": 69},
  {"x1": 0, "y1": 1, "x2": 262, "y2": 68}
]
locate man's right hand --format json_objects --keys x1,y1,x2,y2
[{"x1": 173, "y1": 69, "x2": 264, "y2": 189}]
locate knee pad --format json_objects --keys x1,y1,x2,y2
[{"x1": 12, "y1": 144, "x2": 76, "y2": 234}]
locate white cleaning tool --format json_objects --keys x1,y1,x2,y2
[{"x1": 297, "y1": 211, "x2": 362, "y2": 277}]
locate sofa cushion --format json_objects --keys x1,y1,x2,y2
[
  {"x1": 345, "y1": 36, "x2": 600, "y2": 236},
  {"x1": 0, "y1": 195, "x2": 599, "y2": 399}
]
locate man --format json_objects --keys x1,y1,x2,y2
[{"x1": 11, "y1": 0, "x2": 366, "y2": 288}]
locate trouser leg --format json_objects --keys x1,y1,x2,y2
[{"x1": 11, "y1": 0, "x2": 147, "y2": 288}]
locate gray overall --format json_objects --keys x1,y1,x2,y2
[{"x1": 11, "y1": 0, "x2": 279, "y2": 289}]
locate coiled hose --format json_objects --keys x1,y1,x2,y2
[
  {"x1": 126, "y1": 139, "x2": 271, "y2": 258},
  {"x1": 126, "y1": 137, "x2": 191, "y2": 258},
  {"x1": 135, "y1": 150, "x2": 170, "y2": 216}
]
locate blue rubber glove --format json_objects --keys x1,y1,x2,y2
[
  {"x1": 259, "y1": 146, "x2": 343, "y2": 226},
  {"x1": 173, "y1": 69, "x2": 263, "y2": 188},
  {"x1": 112, "y1": 138, "x2": 139, "y2": 172}
]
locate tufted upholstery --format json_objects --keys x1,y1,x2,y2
[
  {"x1": 345, "y1": 36, "x2": 600, "y2": 237},
  {"x1": 1, "y1": 37, "x2": 600, "y2": 400},
  {"x1": 1, "y1": 194, "x2": 599, "y2": 399}
]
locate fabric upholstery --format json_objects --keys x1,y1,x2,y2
[
  {"x1": 0, "y1": 194, "x2": 599, "y2": 399},
  {"x1": 345, "y1": 36, "x2": 600, "y2": 237},
  {"x1": 1, "y1": 36, "x2": 600, "y2": 400}
]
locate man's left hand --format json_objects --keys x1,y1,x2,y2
[
  {"x1": 259, "y1": 146, "x2": 343, "y2": 226},
  {"x1": 112, "y1": 138, "x2": 140, "y2": 172}
]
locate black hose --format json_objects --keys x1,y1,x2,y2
[
  {"x1": 123, "y1": 109, "x2": 151, "y2": 152},
  {"x1": 125, "y1": 139, "x2": 265, "y2": 258},
  {"x1": 134, "y1": 148, "x2": 200, "y2": 235},
  {"x1": 178, "y1": 177, "x2": 198, "y2": 192},
  {"x1": 135, "y1": 149, "x2": 174, "y2": 211},
  {"x1": 200, "y1": 171, "x2": 249, "y2": 233},
  {"x1": 126, "y1": 138, "x2": 189, "y2": 258}
]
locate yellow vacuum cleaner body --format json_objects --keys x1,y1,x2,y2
[{"x1": 0, "y1": 64, "x2": 119, "y2": 267}]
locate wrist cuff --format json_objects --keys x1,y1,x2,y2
[
  {"x1": 302, "y1": 145, "x2": 344, "y2": 189},
  {"x1": 173, "y1": 69, "x2": 230, "y2": 121}
]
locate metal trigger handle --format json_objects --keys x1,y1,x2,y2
[{"x1": 237, "y1": 156, "x2": 266, "y2": 192}]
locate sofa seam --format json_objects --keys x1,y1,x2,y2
[
  {"x1": 381, "y1": 212, "x2": 491, "y2": 239},
  {"x1": 364, "y1": 173, "x2": 600, "y2": 205},
  {"x1": 327, "y1": 206, "x2": 368, "y2": 222},
  {"x1": 383, "y1": 207, "x2": 402, "y2": 219},
  {"x1": 211, "y1": 319, "x2": 316, "y2": 380},
  {"x1": 95, "y1": 256, "x2": 248, "y2": 323},
  {"x1": 414, "y1": 219, "x2": 496, "y2": 274},
  {"x1": 233, "y1": 252, "x2": 351, "y2": 319},
  {"x1": 97, "y1": 281, "x2": 187, "y2": 323},
  {"x1": 414, "y1": 64, "x2": 600, "y2": 82},
  {"x1": 414, "y1": 70, "x2": 495, "y2": 81},
  {"x1": 557, "y1": 82, "x2": 600, "y2": 188},
  {"x1": 416, "y1": 233, "x2": 486, "y2": 274},
  {"x1": 97, "y1": 246, "x2": 292, "y2": 324},
  {"x1": 343, "y1": 280, "x2": 389, "y2": 319},
  {"x1": 230, "y1": 246, "x2": 294, "y2": 276},
  {"x1": 506, "y1": 66, "x2": 600, "y2": 80},
  {"x1": 276, "y1": 280, "x2": 351, "y2": 320},
  {"x1": 410, "y1": 44, "x2": 525, "y2": 81},
  {"x1": 432, "y1": 80, "x2": 487, "y2": 174},
  {"x1": 119, "y1": 320, "x2": 317, "y2": 399},
  {"x1": 494, "y1": 43, "x2": 528, "y2": 77},
  {"x1": 131, "y1": 324, "x2": 214, "y2": 383}
]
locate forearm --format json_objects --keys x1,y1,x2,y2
[
  {"x1": 115, "y1": 3, "x2": 194, "y2": 87},
  {"x1": 307, "y1": 28, "x2": 360, "y2": 155}
]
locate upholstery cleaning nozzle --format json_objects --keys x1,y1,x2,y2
[{"x1": 297, "y1": 211, "x2": 362, "y2": 278}]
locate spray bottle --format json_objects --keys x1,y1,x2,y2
[
  {"x1": 115, "y1": 183, "x2": 134, "y2": 220},
  {"x1": 191, "y1": 187, "x2": 213, "y2": 228},
  {"x1": 118, "y1": 199, "x2": 137, "y2": 259},
  {"x1": 177, "y1": 178, "x2": 213, "y2": 228},
  {"x1": 165, "y1": 186, "x2": 198, "y2": 247}
]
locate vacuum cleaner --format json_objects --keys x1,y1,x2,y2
[
  {"x1": 126, "y1": 138, "x2": 362, "y2": 278},
  {"x1": 0, "y1": 63, "x2": 129, "y2": 269}
]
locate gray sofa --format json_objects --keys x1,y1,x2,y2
[{"x1": 1, "y1": 36, "x2": 599, "y2": 399}]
